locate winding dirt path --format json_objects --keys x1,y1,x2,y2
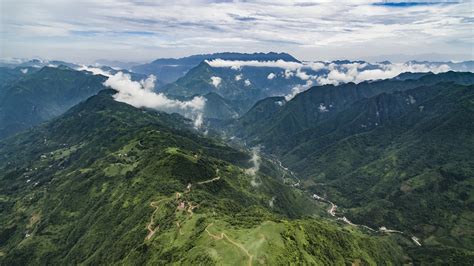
[
  {"x1": 197, "y1": 169, "x2": 221, "y2": 185},
  {"x1": 145, "y1": 172, "x2": 208, "y2": 240},
  {"x1": 197, "y1": 176, "x2": 221, "y2": 185},
  {"x1": 205, "y1": 223, "x2": 253, "y2": 266},
  {"x1": 145, "y1": 199, "x2": 168, "y2": 240}
]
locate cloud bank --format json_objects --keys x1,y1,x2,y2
[
  {"x1": 205, "y1": 59, "x2": 454, "y2": 100},
  {"x1": 79, "y1": 66, "x2": 206, "y2": 128},
  {"x1": 206, "y1": 59, "x2": 304, "y2": 71}
]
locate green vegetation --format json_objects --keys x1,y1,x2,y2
[
  {"x1": 233, "y1": 73, "x2": 474, "y2": 263},
  {"x1": 0, "y1": 66, "x2": 107, "y2": 139},
  {"x1": 0, "y1": 90, "x2": 406, "y2": 264}
]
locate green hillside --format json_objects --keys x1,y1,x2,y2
[
  {"x1": 0, "y1": 90, "x2": 407, "y2": 265},
  {"x1": 233, "y1": 71, "x2": 474, "y2": 146},
  {"x1": 231, "y1": 75, "x2": 474, "y2": 263},
  {"x1": 0, "y1": 66, "x2": 107, "y2": 139}
]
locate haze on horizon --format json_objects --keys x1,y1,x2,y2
[{"x1": 0, "y1": 0, "x2": 472, "y2": 63}]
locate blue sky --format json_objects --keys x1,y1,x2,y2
[{"x1": 0, "y1": 0, "x2": 472, "y2": 63}]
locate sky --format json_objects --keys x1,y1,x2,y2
[{"x1": 0, "y1": 0, "x2": 472, "y2": 63}]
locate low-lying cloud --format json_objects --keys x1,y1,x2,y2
[
  {"x1": 206, "y1": 59, "x2": 304, "y2": 71},
  {"x1": 79, "y1": 66, "x2": 206, "y2": 129},
  {"x1": 205, "y1": 59, "x2": 453, "y2": 100},
  {"x1": 210, "y1": 76, "x2": 221, "y2": 88},
  {"x1": 245, "y1": 146, "x2": 261, "y2": 187},
  {"x1": 317, "y1": 62, "x2": 451, "y2": 85}
]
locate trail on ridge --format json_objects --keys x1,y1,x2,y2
[{"x1": 205, "y1": 223, "x2": 254, "y2": 266}]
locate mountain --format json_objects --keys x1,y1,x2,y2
[
  {"x1": 159, "y1": 61, "x2": 279, "y2": 113},
  {"x1": 132, "y1": 52, "x2": 299, "y2": 84},
  {"x1": 201, "y1": 92, "x2": 242, "y2": 120},
  {"x1": 0, "y1": 67, "x2": 40, "y2": 97},
  {"x1": 0, "y1": 66, "x2": 107, "y2": 139},
  {"x1": 0, "y1": 59, "x2": 80, "y2": 69},
  {"x1": 93, "y1": 59, "x2": 141, "y2": 70},
  {"x1": 91, "y1": 65, "x2": 165, "y2": 88},
  {"x1": 0, "y1": 90, "x2": 407, "y2": 265},
  {"x1": 292, "y1": 83, "x2": 474, "y2": 263},
  {"x1": 229, "y1": 72, "x2": 474, "y2": 263},
  {"x1": 158, "y1": 58, "x2": 471, "y2": 121},
  {"x1": 231, "y1": 71, "x2": 474, "y2": 147}
]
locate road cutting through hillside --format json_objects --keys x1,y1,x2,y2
[
  {"x1": 145, "y1": 199, "x2": 168, "y2": 240},
  {"x1": 197, "y1": 169, "x2": 221, "y2": 185},
  {"x1": 205, "y1": 223, "x2": 254, "y2": 266},
  {"x1": 146, "y1": 168, "x2": 221, "y2": 239},
  {"x1": 146, "y1": 167, "x2": 256, "y2": 265},
  {"x1": 270, "y1": 153, "x2": 423, "y2": 247},
  {"x1": 311, "y1": 192, "x2": 422, "y2": 246}
]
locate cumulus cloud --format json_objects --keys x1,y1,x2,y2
[
  {"x1": 318, "y1": 103, "x2": 329, "y2": 113},
  {"x1": 235, "y1": 74, "x2": 243, "y2": 81},
  {"x1": 284, "y1": 69, "x2": 294, "y2": 79},
  {"x1": 20, "y1": 68, "x2": 28, "y2": 74},
  {"x1": 79, "y1": 66, "x2": 206, "y2": 129},
  {"x1": 267, "y1": 73, "x2": 276, "y2": 80},
  {"x1": 275, "y1": 100, "x2": 285, "y2": 106},
  {"x1": 295, "y1": 69, "x2": 313, "y2": 80},
  {"x1": 244, "y1": 79, "x2": 251, "y2": 86},
  {"x1": 306, "y1": 62, "x2": 326, "y2": 72},
  {"x1": 285, "y1": 80, "x2": 314, "y2": 101},
  {"x1": 210, "y1": 76, "x2": 221, "y2": 88}
]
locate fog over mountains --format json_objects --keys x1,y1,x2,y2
[{"x1": 1, "y1": 52, "x2": 473, "y2": 134}]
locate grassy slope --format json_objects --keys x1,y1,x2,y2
[{"x1": 0, "y1": 90, "x2": 406, "y2": 265}]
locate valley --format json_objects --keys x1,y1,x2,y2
[
  {"x1": 0, "y1": 53, "x2": 472, "y2": 265},
  {"x1": 2, "y1": 0, "x2": 474, "y2": 263}
]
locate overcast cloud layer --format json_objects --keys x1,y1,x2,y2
[{"x1": 1, "y1": 0, "x2": 472, "y2": 62}]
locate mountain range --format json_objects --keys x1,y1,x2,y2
[
  {"x1": 0, "y1": 89, "x2": 407, "y2": 265},
  {"x1": 0, "y1": 52, "x2": 473, "y2": 264},
  {"x1": 0, "y1": 66, "x2": 107, "y2": 139},
  {"x1": 131, "y1": 52, "x2": 299, "y2": 84}
]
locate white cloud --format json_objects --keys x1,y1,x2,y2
[
  {"x1": 317, "y1": 62, "x2": 452, "y2": 85},
  {"x1": 246, "y1": 146, "x2": 261, "y2": 188},
  {"x1": 81, "y1": 58, "x2": 454, "y2": 104},
  {"x1": 20, "y1": 68, "x2": 28, "y2": 74},
  {"x1": 1, "y1": 1, "x2": 472, "y2": 62},
  {"x1": 284, "y1": 69, "x2": 294, "y2": 79},
  {"x1": 210, "y1": 76, "x2": 221, "y2": 88},
  {"x1": 285, "y1": 80, "x2": 314, "y2": 101},
  {"x1": 79, "y1": 66, "x2": 206, "y2": 129},
  {"x1": 306, "y1": 62, "x2": 326, "y2": 72},
  {"x1": 318, "y1": 103, "x2": 329, "y2": 113},
  {"x1": 275, "y1": 100, "x2": 285, "y2": 106},
  {"x1": 206, "y1": 59, "x2": 303, "y2": 71},
  {"x1": 295, "y1": 69, "x2": 313, "y2": 80}
]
